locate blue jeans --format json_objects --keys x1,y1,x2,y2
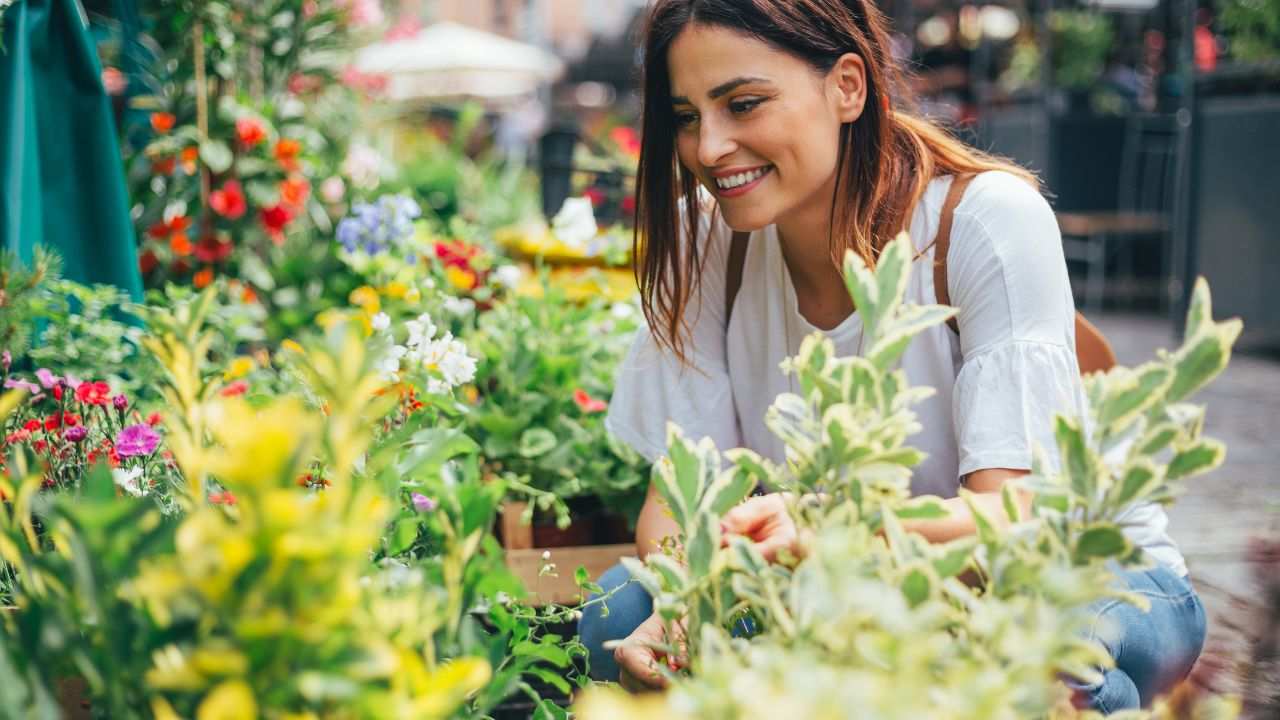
[
  {"x1": 1067, "y1": 564, "x2": 1207, "y2": 712},
  {"x1": 578, "y1": 563, "x2": 1206, "y2": 712}
]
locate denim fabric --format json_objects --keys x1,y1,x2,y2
[
  {"x1": 577, "y1": 563, "x2": 652, "y2": 682},
  {"x1": 1068, "y1": 564, "x2": 1207, "y2": 713}
]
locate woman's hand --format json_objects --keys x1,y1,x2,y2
[
  {"x1": 615, "y1": 612, "x2": 686, "y2": 692},
  {"x1": 719, "y1": 493, "x2": 807, "y2": 563}
]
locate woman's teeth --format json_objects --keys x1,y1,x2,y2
[{"x1": 715, "y1": 166, "x2": 770, "y2": 190}]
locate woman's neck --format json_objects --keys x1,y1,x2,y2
[{"x1": 774, "y1": 179, "x2": 855, "y2": 330}]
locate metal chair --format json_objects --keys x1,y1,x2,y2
[{"x1": 1059, "y1": 113, "x2": 1180, "y2": 311}]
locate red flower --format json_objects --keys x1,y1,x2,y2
[
  {"x1": 52, "y1": 385, "x2": 63, "y2": 401},
  {"x1": 171, "y1": 258, "x2": 191, "y2": 276},
  {"x1": 194, "y1": 236, "x2": 233, "y2": 264},
  {"x1": 274, "y1": 139, "x2": 302, "y2": 171},
  {"x1": 180, "y1": 146, "x2": 199, "y2": 174},
  {"x1": 23, "y1": 420, "x2": 40, "y2": 433},
  {"x1": 75, "y1": 381, "x2": 111, "y2": 406},
  {"x1": 209, "y1": 491, "x2": 237, "y2": 506},
  {"x1": 150, "y1": 112, "x2": 176, "y2": 134},
  {"x1": 235, "y1": 117, "x2": 267, "y2": 148},
  {"x1": 610, "y1": 126, "x2": 641, "y2": 157},
  {"x1": 151, "y1": 155, "x2": 176, "y2": 176},
  {"x1": 146, "y1": 412, "x2": 163, "y2": 426},
  {"x1": 219, "y1": 380, "x2": 248, "y2": 397},
  {"x1": 139, "y1": 250, "x2": 159, "y2": 274},
  {"x1": 44, "y1": 413, "x2": 61, "y2": 431},
  {"x1": 573, "y1": 389, "x2": 608, "y2": 414},
  {"x1": 279, "y1": 176, "x2": 310, "y2": 208},
  {"x1": 583, "y1": 187, "x2": 606, "y2": 207},
  {"x1": 193, "y1": 268, "x2": 214, "y2": 289},
  {"x1": 622, "y1": 194, "x2": 636, "y2": 214},
  {"x1": 260, "y1": 204, "x2": 294, "y2": 244},
  {"x1": 63, "y1": 414, "x2": 81, "y2": 427},
  {"x1": 209, "y1": 180, "x2": 247, "y2": 220}
]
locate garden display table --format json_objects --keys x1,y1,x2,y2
[{"x1": 499, "y1": 502, "x2": 633, "y2": 606}]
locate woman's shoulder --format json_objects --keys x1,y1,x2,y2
[{"x1": 954, "y1": 170, "x2": 1055, "y2": 230}]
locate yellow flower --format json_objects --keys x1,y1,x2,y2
[
  {"x1": 315, "y1": 309, "x2": 343, "y2": 330},
  {"x1": 196, "y1": 680, "x2": 256, "y2": 720},
  {"x1": 380, "y1": 280, "x2": 409, "y2": 299},
  {"x1": 281, "y1": 339, "x2": 304, "y2": 354},
  {"x1": 349, "y1": 285, "x2": 381, "y2": 313},
  {"x1": 462, "y1": 385, "x2": 479, "y2": 404},
  {"x1": 405, "y1": 286, "x2": 422, "y2": 304},
  {"x1": 445, "y1": 266, "x2": 477, "y2": 291},
  {"x1": 223, "y1": 356, "x2": 254, "y2": 381},
  {"x1": 209, "y1": 398, "x2": 319, "y2": 491}
]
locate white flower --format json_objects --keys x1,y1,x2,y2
[
  {"x1": 113, "y1": 467, "x2": 146, "y2": 497},
  {"x1": 611, "y1": 302, "x2": 636, "y2": 319},
  {"x1": 442, "y1": 296, "x2": 475, "y2": 317},
  {"x1": 437, "y1": 338, "x2": 477, "y2": 386},
  {"x1": 343, "y1": 143, "x2": 388, "y2": 190},
  {"x1": 371, "y1": 312, "x2": 391, "y2": 331},
  {"x1": 493, "y1": 264, "x2": 524, "y2": 289},
  {"x1": 404, "y1": 313, "x2": 437, "y2": 347},
  {"x1": 376, "y1": 344, "x2": 407, "y2": 380},
  {"x1": 552, "y1": 197, "x2": 598, "y2": 249},
  {"x1": 320, "y1": 176, "x2": 346, "y2": 204}
]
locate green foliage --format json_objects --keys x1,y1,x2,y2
[
  {"x1": 1218, "y1": 0, "x2": 1280, "y2": 63},
  {"x1": 581, "y1": 235, "x2": 1239, "y2": 719},
  {"x1": 1050, "y1": 10, "x2": 1115, "y2": 90},
  {"x1": 465, "y1": 280, "x2": 650, "y2": 526}
]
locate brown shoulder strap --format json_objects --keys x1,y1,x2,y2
[
  {"x1": 725, "y1": 230, "x2": 750, "y2": 324},
  {"x1": 933, "y1": 174, "x2": 1118, "y2": 375},
  {"x1": 934, "y1": 174, "x2": 975, "y2": 335}
]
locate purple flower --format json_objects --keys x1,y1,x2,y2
[
  {"x1": 34, "y1": 369, "x2": 59, "y2": 389},
  {"x1": 115, "y1": 423, "x2": 160, "y2": 458},
  {"x1": 411, "y1": 492, "x2": 437, "y2": 513},
  {"x1": 63, "y1": 426, "x2": 88, "y2": 443},
  {"x1": 336, "y1": 217, "x2": 364, "y2": 253},
  {"x1": 112, "y1": 394, "x2": 129, "y2": 411},
  {"x1": 4, "y1": 377, "x2": 41, "y2": 394}
]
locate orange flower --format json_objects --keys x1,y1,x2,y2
[
  {"x1": 279, "y1": 175, "x2": 310, "y2": 208},
  {"x1": 180, "y1": 146, "x2": 199, "y2": 174},
  {"x1": 170, "y1": 233, "x2": 193, "y2": 256},
  {"x1": 235, "y1": 117, "x2": 267, "y2": 148},
  {"x1": 274, "y1": 138, "x2": 302, "y2": 170},
  {"x1": 193, "y1": 267, "x2": 214, "y2": 288},
  {"x1": 150, "y1": 112, "x2": 176, "y2": 134}
]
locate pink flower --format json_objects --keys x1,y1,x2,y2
[
  {"x1": 115, "y1": 423, "x2": 160, "y2": 458},
  {"x1": 35, "y1": 368, "x2": 60, "y2": 389},
  {"x1": 4, "y1": 377, "x2": 41, "y2": 395},
  {"x1": 573, "y1": 389, "x2": 607, "y2": 414},
  {"x1": 63, "y1": 426, "x2": 88, "y2": 443},
  {"x1": 411, "y1": 492, "x2": 437, "y2": 512}
]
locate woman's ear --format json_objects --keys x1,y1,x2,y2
[{"x1": 829, "y1": 53, "x2": 868, "y2": 123}]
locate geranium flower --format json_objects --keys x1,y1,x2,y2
[
  {"x1": 150, "y1": 112, "x2": 176, "y2": 134},
  {"x1": 279, "y1": 176, "x2": 310, "y2": 208},
  {"x1": 170, "y1": 233, "x2": 193, "y2": 256},
  {"x1": 208, "y1": 180, "x2": 247, "y2": 220},
  {"x1": 573, "y1": 389, "x2": 607, "y2": 414},
  {"x1": 235, "y1": 117, "x2": 267, "y2": 148},
  {"x1": 75, "y1": 381, "x2": 111, "y2": 406},
  {"x1": 260, "y1": 204, "x2": 294, "y2": 244},
  {"x1": 193, "y1": 268, "x2": 214, "y2": 289},
  {"x1": 274, "y1": 138, "x2": 302, "y2": 170},
  {"x1": 180, "y1": 146, "x2": 199, "y2": 174},
  {"x1": 115, "y1": 423, "x2": 161, "y2": 458}
]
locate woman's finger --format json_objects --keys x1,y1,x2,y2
[{"x1": 721, "y1": 495, "x2": 779, "y2": 535}]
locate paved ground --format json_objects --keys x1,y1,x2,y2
[{"x1": 1093, "y1": 312, "x2": 1280, "y2": 713}]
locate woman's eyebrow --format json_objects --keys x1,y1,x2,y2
[{"x1": 671, "y1": 76, "x2": 770, "y2": 104}]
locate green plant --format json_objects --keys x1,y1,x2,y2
[
  {"x1": 1218, "y1": 0, "x2": 1280, "y2": 63},
  {"x1": 578, "y1": 234, "x2": 1241, "y2": 719},
  {"x1": 465, "y1": 281, "x2": 649, "y2": 527},
  {"x1": 1050, "y1": 10, "x2": 1114, "y2": 91}
]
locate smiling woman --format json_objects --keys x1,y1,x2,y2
[{"x1": 578, "y1": 0, "x2": 1208, "y2": 712}]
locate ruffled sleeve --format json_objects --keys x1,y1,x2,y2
[
  {"x1": 946, "y1": 172, "x2": 1090, "y2": 477},
  {"x1": 605, "y1": 208, "x2": 741, "y2": 462}
]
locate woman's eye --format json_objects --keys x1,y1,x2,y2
[
  {"x1": 729, "y1": 98, "x2": 764, "y2": 115},
  {"x1": 674, "y1": 111, "x2": 699, "y2": 128}
]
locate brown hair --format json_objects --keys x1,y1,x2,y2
[{"x1": 635, "y1": 0, "x2": 1038, "y2": 362}]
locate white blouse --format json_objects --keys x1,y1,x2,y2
[{"x1": 607, "y1": 171, "x2": 1185, "y2": 575}]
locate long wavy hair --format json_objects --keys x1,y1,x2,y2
[{"x1": 635, "y1": 0, "x2": 1038, "y2": 362}]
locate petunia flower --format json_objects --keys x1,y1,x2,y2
[{"x1": 115, "y1": 424, "x2": 161, "y2": 458}]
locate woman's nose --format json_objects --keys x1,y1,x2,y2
[{"x1": 697, "y1": 118, "x2": 737, "y2": 169}]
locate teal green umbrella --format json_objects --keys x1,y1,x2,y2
[{"x1": 0, "y1": 0, "x2": 142, "y2": 300}]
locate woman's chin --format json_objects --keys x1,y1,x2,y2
[{"x1": 720, "y1": 207, "x2": 776, "y2": 234}]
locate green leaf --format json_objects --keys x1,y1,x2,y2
[
  {"x1": 666, "y1": 426, "x2": 709, "y2": 525},
  {"x1": 512, "y1": 640, "x2": 572, "y2": 668},
  {"x1": 1001, "y1": 481, "x2": 1021, "y2": 523},
  {"x1": 1138, "y1": 423, "x2": 1180, "y2": 455},
  {"x1": 894, "y1": 497, "x2": 950, "y2": 520},
  {"x1": 931, "y1": 538, "x2": 976, "y2": 578},
  {"x1": 901, "y1": 565, "x2": 933, "y2": 607},
  {"x1": 1111, "y1": 461, "x2": 1161, "y2": 507},
  {"x1": 701, "y1": 468, "x2": 757, "y2": 517},
  {"x1": 198, "y1": 138, "x2": 233, "y2": 173},
  {"x1": 1166, "y1": 440, "x2": 1225, "y2": 481},
  {"x1": 687, "y1": 512, "x2": 718, "y2": 577},
  {"x1": 647, "y1": 554, "x2": 690, "y2": 594},
  {"x1": 1097, "y1": 363, "x2": 1172, "y2": 433},
  {"x1": 1055, "y1": 416, "x2": 1098, "y2": 500},
  {"x1": 1074, "y1": 526, "x2": 1129, "y2": 562},
  {"x1": 517, "y1": 428, "x2": 557, "y2": 458},
  {"x1": 842, "y1": 249, "x2": 880, "y2": 337},
  {"x1": 1167, "y1": 319, "x2": 1241, "y2": 403},
  {"x1": 874, "y1": 233, "x2": 913, "y2": 321}
]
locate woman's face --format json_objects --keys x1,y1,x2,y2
[{"x1": 667, "y1": 23, "x2": 864, "y2": 232}]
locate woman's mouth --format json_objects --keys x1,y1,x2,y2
[{"x1": 713, "y1": 165, "x2": 773, "y2": 198}]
